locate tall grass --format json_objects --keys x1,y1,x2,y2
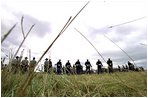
[{"x1": 1, "y1": 71, "x2": 147, "y2": 97}]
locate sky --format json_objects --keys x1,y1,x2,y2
[{"x1": 1, "y1": 0, "x2": 147, "y2": 70}]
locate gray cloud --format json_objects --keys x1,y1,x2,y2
[{"x1": 18, "y1": 14, "x2": 51, "y2": 38}]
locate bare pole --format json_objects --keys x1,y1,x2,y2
[
  {"x1": 1, "y1": 23, "x2": 17, "y2": 43},
  {"x1": 13, "y1": 24, "x2": 35, "y2": 59},
  {"x1": 74, "y1": 28, "x2": 106, "y2": 63}
]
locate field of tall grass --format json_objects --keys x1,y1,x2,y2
[{"x1": 1, "y1": 70, "x2": 147, "y2": 97}]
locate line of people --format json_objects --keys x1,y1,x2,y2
[
  {"x1": 43, "y1": 58, "x2": 113, "y2": 75},
  {"x1": 118, "y1": 61, "x2": 141, "y2": 72},
  {"x1": 10, "y1": 56, "x2": 140, "y2": 74},
  {"x1": 11, "y1": 56, "x2": 37, "y2": 74}
]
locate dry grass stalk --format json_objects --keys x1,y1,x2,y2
[
  {"x1": 74, "y1": 28, "x2": 106, "y2": 63},
  {"x1": 13, "y1": 24, "x2": 35, "y2": 59},
  {"x1": 1, "y1": 23, "x2": 17, "y2": 43},
  {"x1": 21, "y1": 16, "x2": 25, "y2": 39},
  {"x1": 103, "y1": 35, "x2": 137, "y2": 67}
]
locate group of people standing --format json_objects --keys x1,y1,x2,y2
[
  {"x1": 11, "y1": 56, "x2": 37, "y2": 74},
  {"x1": 9, "y1": 56, "x2": 138, "y2": 74},
  {"x1": 43, "y1": 58, "x2": 113, "y2": 75}
]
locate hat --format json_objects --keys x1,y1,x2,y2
[
  {"x1": 16, "y1": 56, "x2": 19, "y2": 58},
  {"x1": 25, "y1": 57, "x2": 28, "y2": 59},
  {"x1": 45, "y1": 58, "x2": 48, "y2": 60}
]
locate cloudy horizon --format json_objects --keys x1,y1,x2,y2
[{"x1": 1, "y1": 0, "x2": 147, "y2": 70}]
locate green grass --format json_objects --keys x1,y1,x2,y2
[{"x1": 1, "y1": 71, "x2": 147, "y2": 97}]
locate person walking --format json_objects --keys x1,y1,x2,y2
[
  {"x1": 85, "y1": 59, "x2": 92, "y2": 74},
  {"x1": 65, "y1": 60, "x2": 72, "y2": 74},
  {"x1": 29, "y1": 57, "x2": 36, "y2": 72},
  {"x1": 11, "y1": 56, "x2": 20, "y2": 74},
  {"x1": 44, "y1": 58, "x2": 49, "y2": 73},
  {"x1": 57, "y1": 59, "x2": 62, "y2": 74},
  {"x1": 96, "y1": 59, "x2": 103, "y2": 74},
  {"x1": 107, "y1": 58, "x2": 113, "y2": 73},
  {"x1": 75, "y1": 59, "x2": 82, "y2": 74},
  {"x1": 21, "y1": 57, "x2": 29, "y2": 73}
]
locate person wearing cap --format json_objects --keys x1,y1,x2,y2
[
  {"x1": 96, "y1": 59, "x2": 103, "y2": 74},
  {"x1": 29, "y1": 57, "x2": 37, "y2": 72},
  {"x1": 11, "y1": 56, "x2": 20, "y2": 74},
  {"x1": 21, "y1": 57, "x2": 29, "y2": 73},
  {"x1": 107, "y1": 58, "x2": 113, "y2": 73},
  {"x1": 56, "y1": 59, "x2": 62, "y2": 74},
  {"x1": 85, "y1": 59, "x2": 92, "y2": 74},
  {"x1": 44, "y1": 58, "x2": 49, "y2": 73}
]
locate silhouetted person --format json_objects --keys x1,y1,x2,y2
[
  {"x1": 85, "y1": 59, "x2": 92, "y2": 74},
  {"x1": 29, "y1": 57, "x2": 36, "y2": 72},
  {"x1": 57, "y1": 59, "x2": 62, "y2": 74},
  {"x1": 128, "y1": 61, "x2": 135, "y2": 71},
  {"x1": 65, "y1": 60, "x2": 72, "y2": 74},
  {"x1": 11, "y1": 56, "x2": 20, "y2": 74},
  {"x1": 21, "y1": 57, "x2": 29, "y2": 73},
  {"x1": 125, "y1": 64, "x2": 128, "y2": 72},
  {"x1": 96, "y1": 59, "x2": 103, "y2": 74},
  {"x1": 118, "y1": 65, "x2": 121, "y2": 72},
  {"x1": 48, "y1": 59, "x2": 52, "y2": 73},
  {"x1": 44, "y1": 58, "x2": 49, "y2": 72},
  {"x1": 122, "y1": 65, "x2": 125, "y2": 72},
  {"x1": 75, "y1": 59, "x2": 82, "y2": 74},
  {"x1": 107, "y1": 58, "x2": 113, "y2": 73}
]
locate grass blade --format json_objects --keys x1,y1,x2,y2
[{"x1": 1, "y1": 23, "x2": 17, "y2": 43}]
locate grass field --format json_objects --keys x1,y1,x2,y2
[{"x1": 1, "y1": 70, "x2": 147, "y2": 97}]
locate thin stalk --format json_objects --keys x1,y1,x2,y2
[
  {"x1": 74, "y1": 28, "x2": 106, "y2": 63},
  {"x1": 21, "y1": 16, "x2": 25, "y2": 39},
  {"x1": 60, "y1": 1, "x2": 90, "y2": 35},
  {"x1": 1, "y1": 23, "x2": 17, "y2": 43},
  {"x1": 108, "y1": 16, "x2": 146, "y2": 28},
  {"x1": 29, "y1": 49, "x2": 31, "y2": 62},
  {"x1": 13, "y1": 24, "x2": 35, "y2": 59},
  {"x1": 103, "y1": 34, "x2": 137, "y2": 67}
]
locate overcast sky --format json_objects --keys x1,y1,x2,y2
[{"x1": 1, "y1": 0, "x2": 147, "y2": 70}]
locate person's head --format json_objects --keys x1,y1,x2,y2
[
  {"x1": 59, "y1": 59, "x2": 61, "y2": 62},
  {"x1": 45, "y1": 58, "x2": 48, "y2": 61},
  {"x1": 16, "y1": 56, "x2": 19, "y2": 59},
  {"x1": 25, "y1": 57, "x2": 28, "y2": 59},
  {"x1": 33, "y1": 57, "x2": 35, "y2": 60},
  {"x1": 68, "y1": 60, "x2": 69, "y2": 62},
  {"x1": 87, "y1": 59, "x2": 89, "y2": 61}
]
